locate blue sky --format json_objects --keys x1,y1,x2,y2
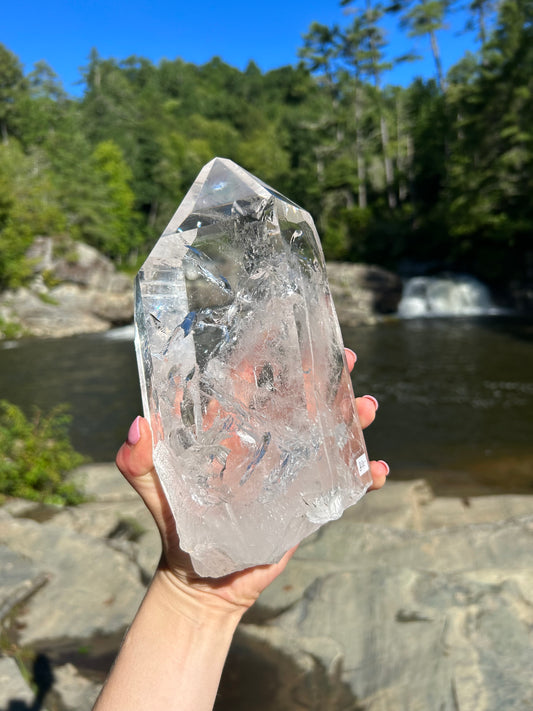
[{"x1": 3, "y1": 0, "x2": 480, "y2": 95}]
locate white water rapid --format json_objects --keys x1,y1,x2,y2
[{"x1": 398, "y1": 275, "x2": 497, "y2": 318}]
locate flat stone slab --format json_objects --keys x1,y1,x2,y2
[
  {"x1": 0, "y1": 544, "x2": 47, "y2": 621},
  {"x1": 417, "y1": 493, "x2": 533, "y2": 530},
  {"x1": 68, "y1": 462, "x2": 138, "y2": 502},
  {"x1": 244, "y1": 565, "x2": 533, "y2": 711},
  {"x1": 251, "y1": 510, "x2": 533, "y2": 619},
  {"x1": 0, "y1": 656, "x2": 49, "y2": 710},
  {"x1": 0, "y1": 510, "x2": 146, "y2": 646},
  {"x1": 53, "y1": 663, "x2": 101, "y2": 711}
]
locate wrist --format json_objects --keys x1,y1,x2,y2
[
  {"x1": 95, "y1": 559, "x2": 241, "y2": 710},
  {"x1": 150, "y1": 565, "x2": 246, "y2": 628}
]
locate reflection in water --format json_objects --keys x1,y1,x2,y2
[
  {"x1": 1, "y1": 317, "x2": 532, "y2": 496},
  {"x1": 0, "y1": 331, "x2": 142, "y2": 461},
  {"x1": 342, "y1": 316, "x2": 533, "y2": 495}
]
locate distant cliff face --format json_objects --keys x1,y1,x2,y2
[{"x1": 0, "y1": 237, "x2": 134, "y2": 338}]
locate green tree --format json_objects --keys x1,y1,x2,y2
[
  {"x1": 0, "y1": 43, "x2": 27, "y2": 143},
  {"x1": 390, "y1": 0, "x2": 451, "y2": 92},
  {"x1": 0, "y1": 140, "x2": 65, "y2": 287},
  {"x1": 91, "y1": 140, "x2": 142, "y2": 260},
  {"x1": 466, "y1": 0, "x2": 498, "y2": 46},
  {"x1": 16, "y1": 60, "x2": 70, "y2": 148},
  {"x1": 445, "y1": 0, "x2": 533, "y2": 281}
]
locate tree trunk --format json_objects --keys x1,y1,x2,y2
[
  {"x1": 429, "y1": 30, "x2": 445, "y2": 93},
  {"x1": 354, "y1": 87, "x2": 367, "y2": 209},
  {"x1": 396, "y1": 97, "x2": 408, "y2": 202},
  {"x1": 148, "y1": 200, "x2": 159, "y2": 228},
  {"x1": 380, "y1": 114, "x2": 397, "y2": 208}
]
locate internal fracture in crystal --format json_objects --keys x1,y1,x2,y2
[{"x1": 134, "y1": 158, "x2": 372, "y2": 577}]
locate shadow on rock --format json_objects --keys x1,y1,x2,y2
[
  {"x1": 215, "y1": 629, "x2": 358, "y2": 711},
  {"x1": 2, "y1": 654, "x2": 54, "y2": 711}
]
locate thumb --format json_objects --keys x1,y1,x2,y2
[{"x1": 115, "y1": 416, "x2": 169, "y2": 533}]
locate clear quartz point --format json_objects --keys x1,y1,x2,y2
[{"x1": 134, "y1": 157, "x2": 372, "y2": 577}]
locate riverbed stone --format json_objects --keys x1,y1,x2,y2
[
  {"x1": 326, "y1": 262, "x2": 403, "y2": 326},
  {"x1": 0, "y1": 545, "x2": 48, "y2": 622},
  {"x1": 52, "y1": 663, "x2": 101, "y2": 711},
  {"x1": 0, "y1": 510, "x2": 146, "y2": 646},
  {"x1": 0, "y1": 237, "x2": 134, "y2": 339},
  {"x1": 1, "y1": 474, "x2": 532, "y2": 711},
  {"x1": 67, "y1": 462, "x2": 138, "y2": 502},
  {"x1": 0, "y1": 655, "x2": 48, "y2": 710},
  {"x1": 258, "y1": 566, "x2": 533, "y2": 711},
  {"x1": 0, "y1": 286, "x2": 111, "y2": 337},
  {"x1": 416, "y1": 493, "x2": 533, "y2": 530},
  {"x1": 242, "y1": 515, "x2": 533, "y2": 711}
]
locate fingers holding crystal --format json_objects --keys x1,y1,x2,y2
[
  {"x1": 368, "y1": 459, "x2": 390, "y2": 490},
  {"x1": 116, "y1": 416, "x2": 154, "y2": 480},
  {"x1": 344, "y1": 348, "x2": 357, "y2": 372},
  {"x1": 115, "y1": 416, "x2": 172, "y2": 540},
  {"x1": 353, "y1": 394, "x2": 389, "y2": 489},
  {"x1": 355, "y1": 394, "x2": 379, "y2": 429}
]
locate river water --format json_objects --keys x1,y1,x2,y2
[{"x1": 1, "y1": 316, "x2": 532, "y2": 497}]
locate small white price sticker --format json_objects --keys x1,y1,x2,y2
[{"x1": 356, "y1": 454, "x2": 370, "y2": 476}]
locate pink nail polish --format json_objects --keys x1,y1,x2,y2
[
  {"x1": 127, "y1": 416, "x2": 142, "y2": 445},
  {"x1": 363, "y1": 395, "x2": 379, "y2": 411},
  {"x1": 378, "y1": 460, "x2": 390, "y2": 475}
]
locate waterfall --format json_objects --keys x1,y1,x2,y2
[{"x1": 398, "y1": 275, "x2": 497, "y2": 318}]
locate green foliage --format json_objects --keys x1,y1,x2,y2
[
  {"x1": 0, "y1": 43, "x2": 27, "y2": 141},
  {"x1": 90, "y1": 139, "x2": 143, "y2": 260},
  {"x1": 0, "y1": 140, "x2": 65, "y2": 288},
  {"x1": 0, "y1": 317, "x2": 25, "y2": 340},
  {"x1": 443, "y1": 0, "x2": 533, "y2": 279},
  {"x1": 0, "y1": 400, "x2": 86, "y2": 505},
  {"x1": 0, "y1": 0, "x2": 530, "y2": 291}
]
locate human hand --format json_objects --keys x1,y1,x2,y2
[{"x1": 116, "y1": 348, "x2": 388, "y2": 617}]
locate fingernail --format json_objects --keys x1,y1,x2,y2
[
  {"x1": 127, "y1": 416, "x2": 142, "y2": 445},
  {"x1": 363, "y1": 395, "x2": 379, "y2": 411},
  {"x1": 345, "y1": 348, "x2": 357, "y2": 370},
  {"x1": 378, "y1": 460, "x2": 390, "y2": 475}
]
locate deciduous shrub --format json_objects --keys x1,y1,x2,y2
[{"x1": 0, "y1": 400, "x2": 86, "y2": 504}]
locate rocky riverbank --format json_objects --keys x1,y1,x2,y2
[
  {"x1": 0, "y1": 238, "x2": 134, "y2": 339},
  {"x1": 0, "y1": 236, "x2": 403, "y2": 340},
  {"x1": 1, "y1": 466, "x2": 531, "y2": 711}
]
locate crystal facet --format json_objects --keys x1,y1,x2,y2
[{"x1": 134, "y1": 158, "x2": 372, "y2": 577}]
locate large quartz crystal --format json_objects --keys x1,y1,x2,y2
[{"x1": 134, "y1": 158, "x2": 372, "y2": 577}]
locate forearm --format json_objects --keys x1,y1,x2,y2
[{"x1": 93, "y1": 570, "x2": 242, "y2": 711}]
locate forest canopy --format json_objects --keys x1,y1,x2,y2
[{"x1": 1, "y1": 0, "x2": 532, "y2": 289}]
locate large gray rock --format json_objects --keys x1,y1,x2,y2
[
  {"x1": 326, "y1": 262, "x2": 403, "y2": 326},
  {"x1": 0, "y1": 544, "x2": 47, "y2": 621},
  {"x1": 240, "y1": 565, "x2": 533, "y2": 711},
  {"x1": 0, "y1": 510, "x2": 146, "y2": 646},
  {"x1": 1, "y1": 471, "x2": 532, "y2": 711},
  {"x1": 0, "y1": 237, "x2": 133, "y2": 339},
  {"x1": 26, "y1": 237, "x2": 129, "y2": 293},
  {"x1": 67, "y1": 462, "x2": 138, "y2": 503},
  {"x1": 62, "y1": 462, "x2": 161, "y2": 577},
  {"x1": 238, "y1": 508, "x2": 533, "y2": 711}
]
